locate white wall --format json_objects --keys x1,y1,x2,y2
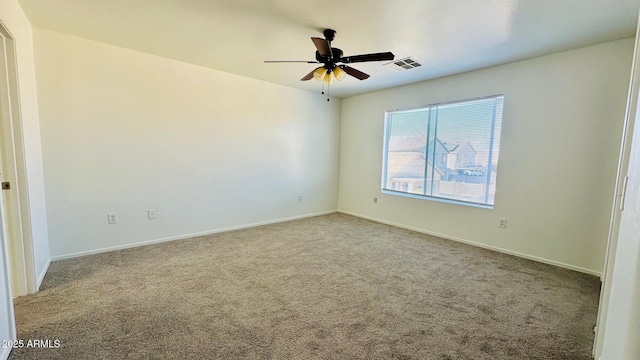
[
  {"x1": 33, "y1": 29, "x2": 341, "y2": 258},
  {"x1": 0, "y1": 0, "x2": 50, "y2": 290},
  {"x1": 339, "y1": 39, "x2": 634, "y2": 275}
]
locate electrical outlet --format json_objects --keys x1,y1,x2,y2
[
  {"x1": 148, "y1": 209, "x2": 157, "y2": 219},
  {"x1": 374, "y1": 197, "x2": 378, "y2": 203},
  {"x1": 498, "y1": 218, "x2": 507, "y2": 228},
  {"x1": 107, "y1": 213, "x2": 118, "y2": 224},
  {"x1": 298, "y1": 195, "x2": 303, "y2": 202}
]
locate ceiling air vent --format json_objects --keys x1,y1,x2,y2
[{"x1": 385, "y1": 57, "x2": 422, "y2": 72}]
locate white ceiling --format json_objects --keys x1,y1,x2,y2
[{"x1": 17, "y1": 0, "x2": 640, "y2": 98}]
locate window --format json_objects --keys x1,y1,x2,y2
[{"x1": 381, "y1": 95, "x2": 504, "y2": 208}]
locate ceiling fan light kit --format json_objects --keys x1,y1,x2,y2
[
  {"x1": 332, "y1": 66, "x2": 346, "y2": 81},
  {"x1": 265, "y1": 29, "x2": 394, "y2": 100},
  {"x1": 313, "y1": 67, "x2": 327, "y2": 81},
  {"x1": 312, "y1": 66, "x2": 345, "y2": 84}
]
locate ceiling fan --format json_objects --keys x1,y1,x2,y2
[{"x1": 264, "y1": 29, "x2": 395, "y2": 86}]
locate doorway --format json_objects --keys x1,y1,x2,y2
[{"x1": 0, "y1": 21, "x2": 36, "y2": 297}]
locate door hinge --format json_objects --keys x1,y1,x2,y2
[{"x1": 1, "y1": 182, "x2": 9, "y2": 190}]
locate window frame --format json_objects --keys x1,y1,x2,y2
[{"x1": 380, "y1": 95, "x2": 504, "y2": 210}]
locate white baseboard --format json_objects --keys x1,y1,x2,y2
[
  {"x1": 36, "y1": 258, "x2": 52, "y2": 291},
  {"x1": 338, "y1": 210, "x2": 602, "y2": 278},
  {"x1": 1, "y1": 347, "x2": 11, "y2": 360},
  {"x1": 51, "y1": 210, "x2": 338, "y2": 261},
  {"x1": 48, "y1": 208, "x2": 600, "y2": 277}
]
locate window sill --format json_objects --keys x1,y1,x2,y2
[{"x1": 381, "y1": 189, "x2": 494, "y2": 210}]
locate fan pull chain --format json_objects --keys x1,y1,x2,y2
[{"x1": 320, "y1": 82, "x2": 330, "y2": 102}]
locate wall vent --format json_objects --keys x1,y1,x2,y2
[{"x1": 385, "y1": 57, "x2": 422, "y2": 72}]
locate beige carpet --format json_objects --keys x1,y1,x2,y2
[{"x1": 9, "y1": 213, "x2": 600, "y2": 359}]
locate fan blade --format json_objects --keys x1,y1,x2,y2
[
  {"x1": 300, "y1": 68, "x2": 317, "y2": 81},
  {"x1": 311, "y1": 37, "x2": 331, "y2": 56},
  {"x1": 341, "y1": 65, "x2": 370, "y2": 80},
  {"x1": 340, "y1": 52, "x2": 395, "y2": 63},
  {"x1": 264, "y1": 60, "x2": 319, "y2": 63}
]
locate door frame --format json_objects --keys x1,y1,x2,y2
[
  {"x1": 0, "y1": 171, "x2": 16, "y2": 359},
  {"x1": 0, "y1": 20, "x2": 36, "y2": 297},
  {"x1": 593, "y1": 11, "x2": 640, "y2": 358}
]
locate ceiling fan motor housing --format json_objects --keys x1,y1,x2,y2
[{"x1": 315, "y1": 48, "x2": 344, "y2": 69}]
